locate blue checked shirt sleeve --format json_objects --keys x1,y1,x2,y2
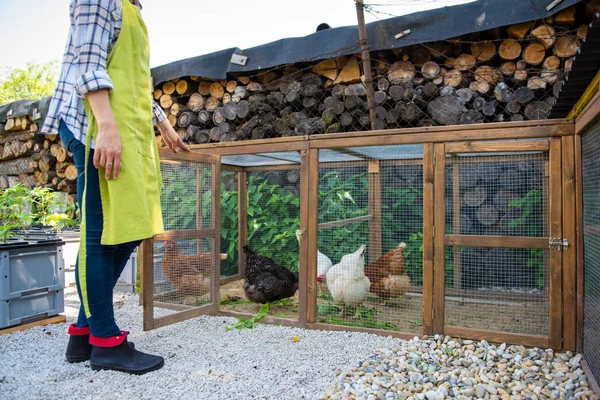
[
  {"x1": 72, "y1": 0, "x2": 114, "y2": 97},
  {"x1": 152, "y1": 99, "x2": 167, "y2": 124}
]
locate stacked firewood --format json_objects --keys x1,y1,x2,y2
[
  {"x1": 154, "y1": 11, "x2": 589, "y2": 144},
  {"x1": 0, "y1": 115, "x2": 77, "y2": 205}
]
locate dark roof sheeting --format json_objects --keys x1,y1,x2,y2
[
  {"x1": 151, "y1": 0, "x2": 581, "y2": 84},
  {"x1": 550, "y1": 13, "x2": 600, "y2": 118}
]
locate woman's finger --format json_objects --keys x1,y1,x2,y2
[
  {"x1": 112, "y1": 158, "x2": 122, "y2": 179},
  {"x1": 105, "y1": 159, "x2": 114, "y2": 180}
]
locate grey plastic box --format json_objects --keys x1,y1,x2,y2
[{"x1": 0, "y1": 289, "x2": 64, "y2": 328}]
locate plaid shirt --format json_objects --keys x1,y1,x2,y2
[{"x1": 41, "y1": 0, "x2": 165, "y2": 143}]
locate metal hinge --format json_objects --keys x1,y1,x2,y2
[{"x1": 548, "y1": 237, "x2": 569, "y2": 251}]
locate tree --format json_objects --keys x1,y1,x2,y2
[{"x1": 0, "y1": 61, "x2": 59, "y2": 105}]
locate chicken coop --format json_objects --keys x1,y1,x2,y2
[{"x1": 139, "y1": 115, "x2": 593, "y2": 352}]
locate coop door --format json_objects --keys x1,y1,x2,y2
[
  {"x1": 142, "y1": 151, "x2": 221, "y2": 331},
  {"x1": 433, "y1": 139, "x2": 563, "y2": 348}
]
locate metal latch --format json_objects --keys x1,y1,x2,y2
[{"x1": 549, "y1": 238, "x2": 569, "y2": 250}]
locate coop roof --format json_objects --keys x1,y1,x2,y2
[
  {"x1": 550, "y1": 12, "x2": 600, "y2": 118},
  {"x1": 150, "y1": 0, "x2": 581, "y2": 85}
]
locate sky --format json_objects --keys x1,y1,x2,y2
[{"x1": 0, "y1": 0, "x2": 473, "y2": 73}]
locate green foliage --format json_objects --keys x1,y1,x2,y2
[
  {"x1": 225, "y1": 303, "x2": 269, "y2": 330},
  {"x1": 0, "y1": 61, "x2": 58, "y2": 104},
  {"x1": 160, "y1": 169, "x2": 198, "y2": 231},
  {"x1": 0, "y1": 184, "x2": 77, "y2": 242},
  {"x1": 318, "y1": 305, "x2": 399, "y2": 331},
  {"x1": 528, "y1": 248, "x2": 545, "y2": 289},
  {"x1": 508, "y1": 189, "x2": 543, "y2": 235}
]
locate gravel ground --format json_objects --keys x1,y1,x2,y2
[{"x1": 0, "y1": 290, "x2": 597, "y2": 400}]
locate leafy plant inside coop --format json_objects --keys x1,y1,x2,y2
[
  {"x1": 319, "y1": 307, "x2": 399, "y2": 331},
  {"x1": 226, "y1": 303, "x2": 270, "y2": 331},
  {"x1": 508, "y1": 189, "x2": 543, "y2": 235}
]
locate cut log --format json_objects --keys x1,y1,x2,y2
[
  {"x1": 222, "y1": 102, "x2": 238, "y2": 121},
  {"x1": 374, "y1": 91, "x2": 387, "y2": 104},
  {"x1": 444, "y1": 69, "x2": 464, "y2": 87},
  {"x1": 427, "y1": 96, "x2": 464, "y2": 125},
  {"x1": 508, "y1": 21, "x2": 533, "y2": 39},
  {"x1": 205, "y1": 97, "x2": 220, "y2": 112},
  {"x1": 454, "y1": 54, "x2": 476, "y2": 71},
  {"x1": 312, "y1": 59, "x2": 338, "y2": 81},
  {"x1": 410, "y1": 47, "x2": 432, "y2": 66},
  {"x1": 397, "y1": 102, "x2": 422, "y2": 123},
  {"x1": 421, "y1": 61, "x2": 441, "y2": 79},
  {"x1": 474, "y1": 65, "x2": 501, "y2": 84},
  {"x1": 212, "y1": 108, "x2": 225, "y2": 125},
  {"x1": 429, "y1": 42, "x2": 453, "y2": 60},
  {"x1": 460, "y1": 110, "x2": 484, "y2": 124},
  {"x1": 167, "y1": 114, "x2": 177, "y2": 127},
  {"x1": 232, "y1": 85, "x2": 248, "y2": 103},
  {"x1": 225, "y1": 80, "x2": 238, "y2": 93},
  {"x1": 237, "y1": 76, "x2": 251, "y2": 85},
  {"x1": 494, "y1": 82, "x2": 513, "y2": 103},
  {"x1": 169, "y1": 103, "x2": 188, "y2": 116},
  {"x1": 513, "y1": 68, "x2": 528, "y2": 84},
  {"x1": 50, "y1": 144, "x2": 67, "y2": 162},
  {"x1": 334, "y1": 57, "x2": 361, "y2": 85},
  {"x1": 531, "y1": 25, "x2": 556, "y2": 49},
  {"x1": 175, "y1": 79, "x2": 198, "y2": 95},
  {"x1": 499, "y1": 39, "x2": 522, "y2": 61},
  {"x1": 162, "y1": 81, "x2": 175, "y2": 95},
  {"x1": 511, "y1": 114, "x2": 524, "y2": 121},
  {"x1": 177, "y1": 111, "x2": 199, "y2": 129},
  {"x1": 553, "y1": 36, "x2": 580, "y2": 58},
  {"x1": 541, "y1": 56, "x2": 560, "y2": 83},
  {"x1": 18, "y1": 174, "x2": 36, "y2": 189},
  {"x1": 187, "y1": 93, "x2": 205, "y2": 112},
  {"x1": 344, "y1": 95, "x2": 365, "y2": 110},
  {"x1": 209, "y1": 82, "x2": 225, "y2": 99},
  {"x1": 377, "y1": 77, "x2": 390, "y2": 92},
  {"x1": 523, "y1": 42, "x2": 546, "y2": 65},
  {"x1": 471, "y1": 41, "x2": 496, "y2": 62},
  {"x1": 195, "y1": 128, "x2": 211, "y2": 144},
  {"x1": 236, "y1": 100, "x2": 249, "y2": 119},
  {"x1": 513, "y1": 86, "x2": 535, "y2": 104},
  {"x1": 267, "y1": 92, "x2": 285, "y2": 110},
  {"x1": 388, "y1": 85, "x2": 413, "y2": 101},
  {"x1": 388, "y1": 61, "x2": 416, "y2": 84},
  {"x1": 340, "y1": 112, "x2": 354, "y2": 127},
  {"x1": 323, "y1": 96, "x2": 345, "y2": 115},
  {"x1": 0, "y1": 158, "x2": 34, "y2": 175},
  {"x1": 524, "y1": 101, "x2": 551, "y2": 120},
  {"x1": 57, "y1": 179, "x2": 76, "y2": 193},
  {"x1": 456, "y1": 88, "x2": 474, "y2": 104},
  {"x1": 64, "y1": 164, "x2": 78, "y2": 181},
  {"x1": 197, "y1": 110, "x2": 211, "y2": 125},
  {"x1": 247, "y1": 82, "x2": 265, "y2": 92},
  {"x1": 463, "y1": 186, "x2": 486, "y2": 207},
  {"x1": 500, "y1": 61, "x2": 516, "y2": 76},
  {"x1": 198, "y1": 81, "x2": 212, "y2": 96},
  {"x1": 159, "y1": 94, "x2": 173, "y2": 109},
  {"x1": 554, "y1": 5, "x2": 576, "y2": 26},
  {"x1": 527, "y1": 76, "x2": 547, "y2": 90},
  {"x1": 153, "y1": 89, "x2": 162, "y2": 100},
  {"x1": 469, "y1": 81, "x2": 491, "y2": 95},
  {"x1": 506, "y1": 100, "x2": 521, "y2": 114},
  {"x1": 482, "y1": 100, "x2": 498, "y2": 117},
  {"x1": 422, "y1": 81, "x2": 439, "y2": 98},
  {"x1": 472, "y1": 97, "x2": 486, "y2": 111},
  {"x1": 577, "y1": 25, "x2": 588, "y2": 40}
]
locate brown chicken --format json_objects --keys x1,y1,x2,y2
[
  {"x1": 161, "y1": 240, "x2": 227, "y2": 296},
  {"x1": 364, "y1": 242, "x2": 410, "y2": 306}
]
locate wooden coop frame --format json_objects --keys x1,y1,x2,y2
[{"x1": 140, "y1": 117, "x2": 592, "y2": 351}]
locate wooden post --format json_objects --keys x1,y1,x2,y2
[
  {"x1": 549, "y1": 139, "x2": 563, "y2": 350},
  {"x1": 238, "y1": 171, "x2": 248, "y2": 278},
  {"x1": 452, "y1": 162, "x2": 462, "y2": 290},
  {"x1": 574, "y1": 133, "x2": 584, "y2": 353},
  {"x1": 141, "y1": 237, "x2": 155, "y2": 331},
  {"x1": 355, "y1": 0, "x2": 377, "y2": 131},
  {"x1": 422, "y1": 144, "x2": 435, "y2": 335},
  {"x1": 211, "y1": 162, "x2": 221, "y2": 312},
  {"x1": 562, "y1": 135, "x2": 576, "y2": 351},
  {"x1": 368, "y1": 160, "x2": 382, "y2": 262},
  {"x1": 433, "y1": 144, "x2": 446, "y2": 334}
]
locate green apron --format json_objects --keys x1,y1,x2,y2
[{"x1": 79, "y1": 0, "x2": 164, "y2": 317}]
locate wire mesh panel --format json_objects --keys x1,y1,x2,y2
[
  {"x1": 317, "y1": 146, "x2": 424, "y2": 333},
  {"x1": 144, "y1": 154, "x2": 220, "y2": 327},
  {"x1": 218, "y1": 153, "x2": 302, "y2": 321},
  {"x1": 219, "y1": 169, "x2": 239, "y2": 278},
  {"x1": 444, "y1": 149, "x2": 551, "y2": 336},
  {"x1": 582, "y1": 120, "x2": 600, "y2": 382}
]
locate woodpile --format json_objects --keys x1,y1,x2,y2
[
  {"x1": 152, "y1": 16, "x2": 588, "y2": 144},
  {"x1": 0, "y1": 114, "x2": 77, "y2": 205}
]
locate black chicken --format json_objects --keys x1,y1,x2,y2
[{"x1": 242, "y1": 245, "x2": 299, "y2": 304}]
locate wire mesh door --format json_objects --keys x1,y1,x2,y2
[
  {"x1": 142, "y1": 150, "x2": 221, "y2": 331},
  {"x1": 434, "y1": 139, "x2": 563, "y2": 348}
]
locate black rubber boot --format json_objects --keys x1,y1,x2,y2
[
  {"x1": 90, "y1": 333, "x2": 164, "y2": 375},
  {"x1": 66, "y1": 324, "x2": 135, "y2": 363}
]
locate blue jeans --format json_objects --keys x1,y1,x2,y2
[{"x1": 59, "y1": 121, "x2": 141, "y2": 338}]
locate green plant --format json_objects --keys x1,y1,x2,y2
[
  {"x1": 508, "y1": 189, "x2": 543, "y2": 235},
  {"x1": 225, "y1": 303, "x2": 269, "y2": 330}
]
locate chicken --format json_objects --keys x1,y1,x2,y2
[
  {"x1": 325, "y1": 244, "x2": 370, "y2": 317},
  {"x1": 294, "y1": 229, "x2": 333, "y2": 283},
  {"x1": 242, "y1": 245, "x2": 299, "y2": 304},
  {"x1": 161, "y1": 240, "x2": 227, "y2": 296},
  {"x1": 364, "y1": 242, "x2": 410, "y2": 306}
]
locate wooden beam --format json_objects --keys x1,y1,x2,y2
[
  {"x1": 244, "y1": 164, "x2": 300, "y2": 172},
  {"x1": 444, "y1": 326, "x2": 549, "y2": 349},
  {"x1": 575, "y1": 133, "x2": 584, "y2": 353},
  {"x1": 0, "y1": 315, "x2": 66, "y2": 336},
  {"x1": 153, "y1": 229, "x2": 216, "y2": 241},
  {"x1": 317, "y1": 215, "x2": 372, "y2": 230},
  {"x1": 368, "y1": 160, "x2": 382, "y2": 263},
  {"x1": 141, "y1": 237, "x2": 155, "y2": 331},
  {"x1": 151, "y1": 304, "x2": 217, "y2": 330},
  {"x1": 446, "y1": 140, "x2": 549, "y2": 153},
  {"x1": 549, "y1": 138, "x2": 563, "y2": 350},
  {"x1": 211, "y1": 161, "x2": 222, "y2": 308},
  {"x1": 159, "y1": 148, "x2": 219, "y2": 163},
  {"x1": 189, "y1": 138, "x2": 309, "y2": 156},
  {"x1": 446, "y1": 235, "x2": 548, "y2": 248},
  {"x1": 575, "y1": 91, "x2": 600, "y2": 135},
  {"x1": 433, "y1": 144, "x2": 446, "y2": 334},
  {"x1": 422, "y1": 143, "x2": 435, "y2": 335},
  {"x1": 307, "y1": 322, "x2": 418, "y2": 341},
  {"x1": 562, "y1": 135, "x2": 577, "y2": 352}
]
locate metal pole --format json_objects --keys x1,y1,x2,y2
[{"x1": 355, "y1": 0, "x2": 378, "y2": 131}]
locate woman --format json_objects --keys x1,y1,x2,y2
[{"x1": 41, "y1": 0, "x2": 189, "y2": 375}]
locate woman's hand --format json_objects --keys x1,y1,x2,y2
[
  {"x1": 157, "y1": 119, "x2": 191, "y2": 153},
  {"x1": 86, "y1": 89, "x2": 122, "y2": 179}
]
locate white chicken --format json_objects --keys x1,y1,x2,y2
[
  {"x1": 295, "y1": 229, "x2": 333, "y2": 283},
  {"x1": 325, "y1": 244, "x2": 371, "y2": 317}
]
